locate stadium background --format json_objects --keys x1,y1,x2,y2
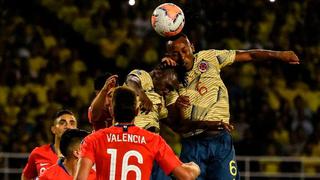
[{"x1": 0, "y1": 0, "x2": 320, "y2": 179}]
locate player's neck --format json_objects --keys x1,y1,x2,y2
[
  {"x1": 54, "y1": 137, "x2": 63, "y2": 157},
  {"x1": 63, "y1": 158, "x2": 77, "y2": 176}
]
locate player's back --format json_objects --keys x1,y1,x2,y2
[{"x1": 81, "y1": 125, "x2": 181, "y2": 180}]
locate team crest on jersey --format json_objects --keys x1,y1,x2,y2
[{"x1": 198, "y1": 60, "x2": 209, "y2": 73}]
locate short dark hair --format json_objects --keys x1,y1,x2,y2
[
  {"x1": 53, "y1": 109, "x2": 74, "y2": 125},
  {"x1": 151, "y1": 64, "x2": 179, "y2": 91},
  {"x1": 112, "y1": 87, "x2": 137, "y2": 123},
  {"x1": 60, "y1": 129, "x2": 89, "y2": 158},
  {"x1": 94, "y1": 73, "x2": 112, "y2": 91}
]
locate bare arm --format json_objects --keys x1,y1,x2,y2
[
  {"x1": 165, "y1": 96, "x2": 189, "y2": 131},
  {"x1": 235, "y1": 50, "x2": 300, "y2": 64},
  {"x1": 74, "y1": 157, "x2": 93, "y2": 180},
  {"x1": 126, "y1": 74, "x2": 153, "y2": 114},
  {"x1": 90, "y1": 75, "x2": 118, "y2": 125},
  {"x1": 172, "y1": 162, "x2": 200, "y2": 180}
]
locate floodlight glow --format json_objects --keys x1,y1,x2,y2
[{"x1": 129, "y1": 0, "x2": 135, "y2": 6}]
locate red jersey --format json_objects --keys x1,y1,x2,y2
[
  {"x1": 39, "y1": 159, "x2": 96, "y2": 180},
  {"x1": 88, "y1": 106, "x2": 113, "y2": 130},
  {"x1": 80, "y1": 125, "x2": 182, "y2": 180},
  {"x1": 22, "y1": 144, "x2": 58, "y2": 178}
]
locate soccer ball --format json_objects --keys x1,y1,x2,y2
[{"x1": 151, "y1": 3, "x2": 185, "y2": 37}]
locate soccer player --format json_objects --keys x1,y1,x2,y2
[
  {"x1": 125, "y1": 65, "x2": 180, "y2": 133},
  {"x1": 21, "y1": 109, "x2": 78, "y2": 180},
  {"x1": 88, "y1": 73, "x2": 118, "y2": 130},
  {"x1": 162, "y1": 33, "x2": 300, "y2": 180},
  {"x1": 125, "y1": 66, "x2": 180, "y2": 180},
  {"x1": 75, "y1": 86, "x2": 200, "y2": 180},
  {"x1": 39, "y1": 129, "x2": 95, "y2": 180}
]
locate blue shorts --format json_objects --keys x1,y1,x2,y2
[
  {"x1": 150, "y1": 161, "x2": 172, "y2": 180},
  {"x1": 180, "y1": 130, "x2": 240, "y2": 180}
]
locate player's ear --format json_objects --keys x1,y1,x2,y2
[
  {"x1": 73, "y1": 148, "x2": 80, "y2": 158},
  {"x1": 51, "y1": 126, "x2": 56, "y2": 134},
  {"x1": 191, "y1": 43, "x2": 195, "y2": 53}
]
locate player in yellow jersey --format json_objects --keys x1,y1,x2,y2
[
  {"x1": 162, "y1": 33, "x2": 300, "y2": 180},
  {"x1": 125, "y1": 66, "x2": 179, "y2": 133}
]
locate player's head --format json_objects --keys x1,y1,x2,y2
[
  {"x1": 166, "y1": 33, "x2": 195, "y2": 71},
  {"x1": 94, "y1": 72, "x2": 113, "y2": 93},
  {"x1": 151, "y1": 64, "x2": 179, "y2": 96},
  {"x1": 111, "y1": 86, "x2": 138, "y2": 123},
  {"x1": 51, "y1": 109, "x2": 78, "y2": 139},
  {"x1": 60, "y1": 129, "x2": 89, "y2": 159}
]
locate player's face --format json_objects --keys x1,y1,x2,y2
[
  {"x1": 52, "y1": 114, "x2": 77, "y2": 138},
  {"x1": 154, "y1": 73, "x2": 179, "y2": 96},
  {"x1": 166, "y1": 36, "x2": 195, "y2": 71}
]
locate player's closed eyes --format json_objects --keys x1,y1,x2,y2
[{"x1": 58, "y1": 119, "x2": 67, "y2": 125}]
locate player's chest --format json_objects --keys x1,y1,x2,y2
[{"x1": 184, "y1": 62, "x2": 220, "y2": 96}]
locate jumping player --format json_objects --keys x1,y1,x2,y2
[{"x1": 162, "y1": 33, "x2": 300, "y2": 180}]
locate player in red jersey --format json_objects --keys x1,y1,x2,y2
[
  {"x1": 39, "y1": 129, "x2": 95, "y2": 180},
  {"x1": 88, "y1": 73, "x2": 118, "y2": 130},
  {"x1": 21, "y1": 109, "x2": 78, "y2": 180},
  {"x1": 75, "y1": 86, "x2": 200, "y2": 180}
]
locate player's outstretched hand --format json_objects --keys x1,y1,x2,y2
[
  {"x1": 103, "y1": 75, "x2": 118, "y2": 91},
  {"x1": 279, "y1": 51, "x2": 300, "y2": 64}
]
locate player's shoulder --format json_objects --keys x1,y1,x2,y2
[
  {"x1": 197, "y1": 49, "x2": 234, "y2": 57},
  {"x1": 85, "y1": 127, "x2": 114, "y2": 141},
  {"x1": 129, "y1": 69, "x2": 148, "y2": 76},
  {"x1": 31, "y1": 144, "x2": 51, "y2": 155},
  {"x1": 134, "y1": 126, "x2": 162, "y2": 140}
]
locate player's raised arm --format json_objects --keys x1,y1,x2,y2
[
  {"x1": 235, "y1": 50, "x2": 300, "y2": 64},
  {"x1": 90, "y1": 74, "x2": 118, "y2": 121}
]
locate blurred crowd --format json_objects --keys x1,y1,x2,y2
[{"x1": 1, "y1": 0, "x2": 320, "y2": 173}]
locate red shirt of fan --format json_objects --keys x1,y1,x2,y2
[
  {"x1": 39, "y1": 159, "x2": 96, "y2": 180},
  {"x1": 80, "y1": 125, "x2": 182, "y2": 180},
  {"x1": 22, "y1": 144, "x2": 58, "y2": 178}
]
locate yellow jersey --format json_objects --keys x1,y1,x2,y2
[
  {"x1": 128, "y1": 69, "x2": 168, "y2": 132},
  {"x1": 166, "y1": 49, "x2": 235, "y2": 124}
]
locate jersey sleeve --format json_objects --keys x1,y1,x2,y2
[
  {"x1": 155, "y1": 136, "x2": 182, "y2": 175},
  {"x1": 22, "y1": 150, "x2": 38, "y2": 178},
  {"x1": 128, "y1": 69, "x2": 154, "y2": 91},
  {"x1": 165, "y1": 90, "x2": 179, "y2": 106},
  {"x1": 80, "y1": 135, "x2": 96, "y2": 163},
  {"x1": 213, "y1": 49, "x2": 236, "y2": 69}
]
